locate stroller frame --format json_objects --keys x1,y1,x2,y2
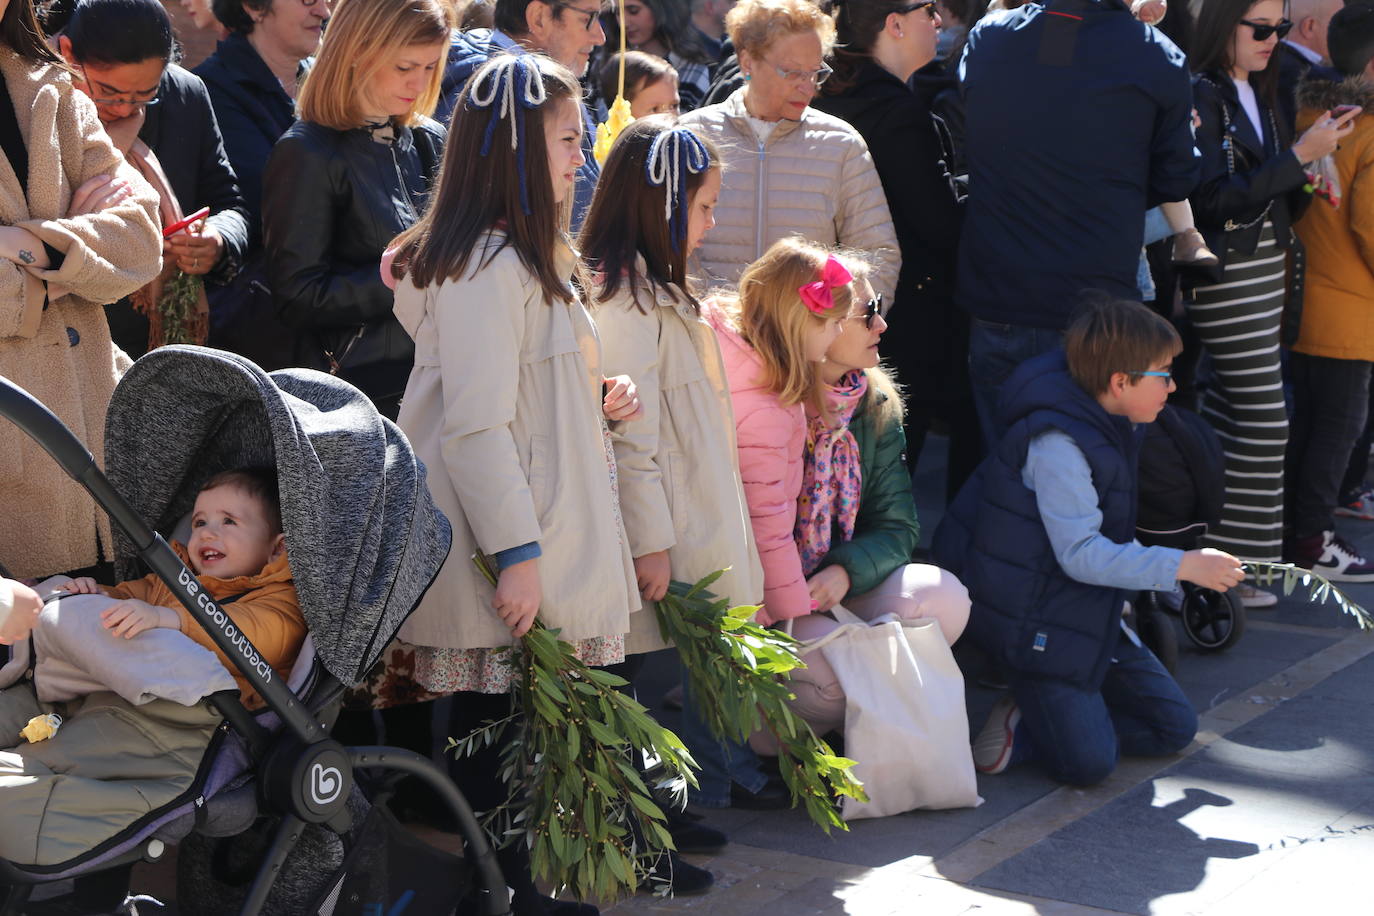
[{"x1": 0, "y1": 373, "x2": 510, "y2": 916}]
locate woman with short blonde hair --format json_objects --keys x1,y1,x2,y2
[
  {"x1": 262, "y1": 0, "x2": 451, "y2": 419},
  {"x1": 679, "y1": 0, "x2": 899, "y2": 301}
]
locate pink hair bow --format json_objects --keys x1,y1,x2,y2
[{"x1": 798, "y1": 255, "x2": 854, "y2": 314}]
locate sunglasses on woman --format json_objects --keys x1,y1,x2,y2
[
  {"x1": 895, "y1": 0, "x2": 940, "y2": 19},
  {"x1": 1239, "y1": 18, "x2": 1293, "y2": 41},
  {"x1": 861, "y1": 294, "x2": 882, "y2": 329}
]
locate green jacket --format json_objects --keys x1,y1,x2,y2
[{"x1": 820, "y1": 383, "x2": 921, "y2": 599}]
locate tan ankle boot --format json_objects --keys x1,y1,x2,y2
[{"x1": 1172, "y1": 227, "x2": 1219, "y2": 267}]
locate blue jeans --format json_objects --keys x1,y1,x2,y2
[
  {"x1": 968, "y1": 319, "x2": 1064, "y2": 449},
  {"x1": 677, "y1": 658, "x2": 767, "y2": 807},
  {"x1": 1010, "y1": 627, "x2": 1197, "y2": 787}
]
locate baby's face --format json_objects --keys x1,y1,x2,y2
[{"x1": 187, "y1": 485, "x2": 282, "y2": 580}]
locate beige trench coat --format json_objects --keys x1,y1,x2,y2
[
  {"x1": 594, "y1": 268, "x2": 764, "y2": 654},
  {"x1": 0, "y1": 51, "x2": 162, "y2": 578},
  {"x1": 394, "y1": 234, "x2": 638, "y2": 650}
]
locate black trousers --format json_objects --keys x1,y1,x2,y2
[
  {"x1": 1339, "y1": 374, "x2": 1374, "y2": 501},
  {"x1": 1285, "y1": 352, "x2": 1373, "y2": 538}
]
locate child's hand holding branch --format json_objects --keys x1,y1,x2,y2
[{"x1": 1178, "y1": 548, "x2": 1245, "y2": 592}]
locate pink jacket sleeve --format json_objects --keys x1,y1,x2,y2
[{"x1": 734, "y1": 397, "x2": 811, "y2": 624}]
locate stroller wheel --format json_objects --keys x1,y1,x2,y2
[{"x1": 1180, "y1": 586, "x2": 1246, "y2": 651}]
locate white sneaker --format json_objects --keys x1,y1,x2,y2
[
  {"x1": 1302, "y1": 531, "x2": 1374, "y2": 583},
  {"x1": 1235, "y1": 583, "x2": 1278, "y2": 608},
  {"x1": 972, "y1": 695, "x2": 1021, "y2": 774}
]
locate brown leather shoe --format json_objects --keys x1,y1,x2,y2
[{"x1": 1172, "y1": 227, "x2": 1220, "y2": 267}]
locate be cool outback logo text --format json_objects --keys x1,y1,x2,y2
[{"x1": 178, "y1": 566, "x2": 274, "y2": 681}]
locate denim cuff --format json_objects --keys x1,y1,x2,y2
[{"x1": 494, "y1": 541, "x2": 541, "y2": 570}]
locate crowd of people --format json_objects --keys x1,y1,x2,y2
[{"x1": 1, "y1": 0, "x2": 1373, "y2": 910}]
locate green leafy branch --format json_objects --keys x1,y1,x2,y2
[
  {"x1": 158, "y1": 270, "x2": 204, "y2": 345},
  {"x1": 452, "y1": 552, "x2": 698, "y2": 902},
  {"x1": 1244, "y1": 560, "x2": 1374, "y2": 629},
  {"x1": 655, "y1": 570, "x2": 868, "y2": 833}
]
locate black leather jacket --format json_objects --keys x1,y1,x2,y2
[
  {"x1": 1191, "y1": 72, "x2": 1311, "y2": 261},
  {"x1": 1189, "y1": 73, "x2": 1310, "y2": 340},
  {"x1": 262, "y1": 118, "x2": 444, "y2": 416}
]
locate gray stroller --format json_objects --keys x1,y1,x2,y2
[{"x1": 0, "y1": 346, "x2": 508, "y2": 916}]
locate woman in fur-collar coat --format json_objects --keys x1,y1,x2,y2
[{"x1": 0, "y1": 9, "x2": 163, "y2": 579}]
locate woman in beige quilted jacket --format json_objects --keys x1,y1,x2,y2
[
  {"x1": 678, "y1": 0, "x2": 900, "y2": 302},
  {"x1": 0, "y1": 0, "x2": 163, "y2": 579}
]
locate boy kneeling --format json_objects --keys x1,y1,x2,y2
[{"x1": 934, "y1": 298, "x2": 1243, "y2": 786}]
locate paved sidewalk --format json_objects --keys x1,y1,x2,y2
[
  {"x1": 113, "y1": 437, "x2": 1374, "y2": 915},
  {"x1": 587, "y1": 437, "x2": 1374, "y2": 915}
]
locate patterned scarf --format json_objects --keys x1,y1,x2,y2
[{"x1": 795, "y1": 370, "x2": 868, "y2": 575}]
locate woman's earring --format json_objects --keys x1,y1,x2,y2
[{"x1": 743, "y1": 72, "x2": 752, "y2": 82}]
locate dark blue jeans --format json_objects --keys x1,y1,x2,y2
[
  {"x1": 677, "y1": 658, "x2": 767, "y2": 807},
  {"x1": 967, "y1": 319, "x2": 1065, "y2": 448},
  {"x1": 1010, "y1": 628, "x2": 1197, "y2": 787}
]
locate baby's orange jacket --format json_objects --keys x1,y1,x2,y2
[{"x1": 106, "y1": 543, "x2": 305, "y2": 709}]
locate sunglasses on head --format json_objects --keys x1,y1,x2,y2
[{"x1": 1239, "y1": 18, "x2": 1293, "y2": 41}]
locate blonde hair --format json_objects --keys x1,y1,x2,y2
[
  {"x1": 726, "y1": 0, "x2": 838, "y2": 58},
  {"x1": 725, "y1": 237, "x2": 857, "y2": 413},
  {"x1": 297, "y1": 0, "x2": 452, "y2": 130}
]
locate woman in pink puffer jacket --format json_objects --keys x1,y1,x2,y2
[{"x1": 704, "y1": 238, "x2": 859, "y2": 624}]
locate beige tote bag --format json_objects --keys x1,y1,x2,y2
[{"x1": 798, "y1": 605, "x2": 982, "y2": 820}]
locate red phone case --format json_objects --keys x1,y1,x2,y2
[{"x1": 162, "y1": 206, "x2": 211, "y2": 239}]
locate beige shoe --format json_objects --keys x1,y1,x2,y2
[
  {"x1": 1172, "y1": 227, "x2": 1220, "y2": 267},
  {"x1": 1235, "y1": 583, "x2": 1278, "y2": 609}
]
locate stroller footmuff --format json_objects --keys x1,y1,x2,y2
[
  {"x1": 1134, "y1": 404, "x2": 1246, "y2": 668},
  {"x1": 0, "y1": 346, "x2": 509, "y2": 916}
]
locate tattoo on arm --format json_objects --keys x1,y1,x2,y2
[{"x1": 17, "y1": 249, "x2": 34, "y2": 265}]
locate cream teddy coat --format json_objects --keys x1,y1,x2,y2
[
  {"x1": 0, "y1": 50, "x2": 162, "y2": 578},
  {"x1": 393, "y1": 233, "x2": 639, "y2": 650},
  {"x1": 594, "y1": 265, "x2": 764, "y2": 654}
]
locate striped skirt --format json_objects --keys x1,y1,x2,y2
[{"x1": 1185, "y1": 221, "x2": 1288, "y2": 561}]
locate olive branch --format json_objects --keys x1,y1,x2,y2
[
  {"x1": 1244, "y1": 560, "x2": 1374, "y2": 629},
  {"x1": 654, "y1": 570, "x2": 868, "y2": 833},
  {"x1": 158, "y1": 270, "x2": 204, "y2": 345},
  {"x1": 450, "y1": 553, "x2": 697, "y2": 901}
]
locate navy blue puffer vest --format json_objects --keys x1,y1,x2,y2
[{"x1": 933, "y1": 350, "x2": 1141, "y2": 688}]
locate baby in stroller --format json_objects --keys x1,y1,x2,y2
[
  {"x1": 0, "y1": 469, "x2": 306, "y2": 870},
  {"x1": 54, "y1": 468, "x2": 304, "y2": 710}
]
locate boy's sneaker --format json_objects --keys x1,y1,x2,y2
[
  {"x1": 1235, "y1": 583, "x2": 1278, "y2": 608},
  {"x1": 1334, "y1": 485, "x2": 1374, "y2": 521},
  {"x1": 972, "y1": 695, "x2": 1021, "y2": 774},
  {"x1": 1290, "y1": 530, "x2": 1374, "y2": 583}
]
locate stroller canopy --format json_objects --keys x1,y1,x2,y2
[{"x1": 103, "y1": 346, "x2": 452, "y2": 686}]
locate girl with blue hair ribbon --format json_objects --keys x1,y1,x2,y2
[
  {"x1": 579, "y1": 118, "x2": 773, "y2": 820},
  {"x1": 388, "y1": 52, "x2": 643, "y2": 916}
]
